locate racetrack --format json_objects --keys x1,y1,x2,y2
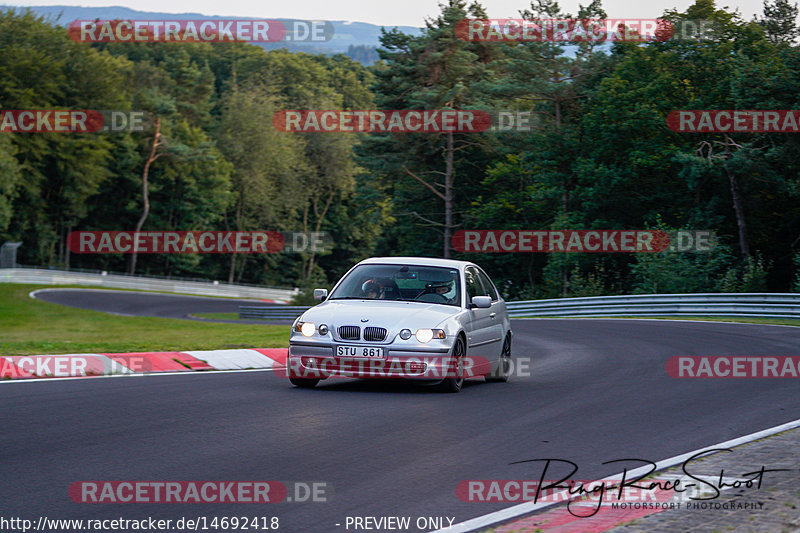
[
  {"x1": 2, "y1": 318, "x2": 800, "y2": 532},
  {"x1": 31, "y1": 288, "x2": 275, "y2": 320}
]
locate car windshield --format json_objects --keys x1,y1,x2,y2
[{"x1": 329, "y1": 264, "x2": 462, "y2": 306}]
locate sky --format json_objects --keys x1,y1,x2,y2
[{"x1": 2, "y1": 0, "x2": 770, "y2": 27}]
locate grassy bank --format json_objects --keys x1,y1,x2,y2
[{"x1": 0, "y1": 284, "x2": 289, "y2": 355}]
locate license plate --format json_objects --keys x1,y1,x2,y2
[{"x1": 335, "y1": 345, "x2": 384, "y2": 359}]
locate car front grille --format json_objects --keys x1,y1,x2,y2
[
  {"x1": 338, "y1": 326, "x2": 360, "y2": 340},
  {"x1": 363, "y1": 327, "x2": 388, "y2": 341}
]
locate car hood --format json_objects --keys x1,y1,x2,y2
[{"x1": 300, "y1": 300, "x2": 459, "y2": 333}]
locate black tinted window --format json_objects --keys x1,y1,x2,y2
[
  {"x1": 477, "y1": 269, "x2": 499, "y2": 300},
  {"x1": 465, "y1": 267, "x2": 488, "y2": 299}
]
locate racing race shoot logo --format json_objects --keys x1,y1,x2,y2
[{"x1": 458, "y1": 451, "x2": 783, "y2": 517}]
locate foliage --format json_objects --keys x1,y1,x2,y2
[{"x1": 2, "y1": 1, "x2": 800, "y2": 295}]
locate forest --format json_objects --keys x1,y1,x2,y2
[{"x1": 1, "y1": 0, "x2": 799, "y2": 299}]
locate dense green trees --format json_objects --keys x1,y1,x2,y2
[
  {"x1": 1, "y1": 0, "x2": 800, "y2": 295},
  {"x1": 0, "y1": 11, "x2": 382, "y2": 287},
  {"x1": 361, "y1": 0, "x2": 800, "y2": 295}
]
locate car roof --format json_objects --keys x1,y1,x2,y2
[{"x1": 357, "y1": 257, "x2": 475, "y2": 269}]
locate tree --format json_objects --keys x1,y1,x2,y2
[
  {"x1": 364, "y1": 0, "x2": 501, "y2": 258},
  {"x1": 215, "y1": 85, "x2": 308, "y2": 283},
  {"x1": 0, "y1": 9, "x2": 131, "y2": 266},
  {"x1": 0, "y1": 135, "x2": 21, "y2": 233},
  {"x1": 128, "y1": 117, "x2": 163, "y2": 275},
  {"x1": 758, "y1": 0, "x2": 800, "y2": 44}
]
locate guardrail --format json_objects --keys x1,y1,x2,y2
[
  {"x1": 240, "y1": 306, "x2": 311, "y2": 320},
  {"x1": 505, "y1": 293, "x2": 800, "y2": 319},
  {"x1": 0, "y1": 267, "x2": 299, "y2": 300},
  {"x1": 238, "y1": 293, "x2": 800, "y2": 321}
]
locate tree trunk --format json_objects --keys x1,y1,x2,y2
[
  {"x1": 726, "y1": 164, "x2": 750, "y2": 258},
  {"x1": 228, "y1": 254, "x2": 237, "y2": 284},
  {"x1": 443, "y1": 131, "x2": 454, "y2": 259},
  {"x1": 306, "y1": 191, "x2": 334, "y2": 281},
  {"x1": 129, "y1": 117, "x2": 162, "y2": 275},
  {"x1": 721, "y1": 136, "x2": 750, "y2": 259},
  {"x1": 228, "y1": 190, "x2": 243, "y2": 284},
  {"x1": 64, "y1": 223, "x2": 71, "y2": 269},
  {"x1": 554, "y1": 98, "x2": 569, "y2": 296}
]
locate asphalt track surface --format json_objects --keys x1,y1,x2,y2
[
  {"x1": 3, "y1": 311, "x2": 800, "y2": 532},
  {"x1": 32, "y1": 288, "x2": 274, "y2": 320}
]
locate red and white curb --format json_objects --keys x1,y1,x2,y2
[{"x1": 0, "y1": 349, "x2": 288, "y2": 380}]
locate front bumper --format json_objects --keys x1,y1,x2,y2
[{"x1": 287, "y1": 340, "x2": 469, "y2": 380}]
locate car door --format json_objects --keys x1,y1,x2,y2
[
  {"x1": 475, "y1": 267, "x2": 507, "y2": 361},
  {"x1": 464, "y1": 267, "x2": 494, "y2": 365}
]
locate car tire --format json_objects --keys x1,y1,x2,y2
[
  {"x1": 485, "y1": 334, "x2": 512, "y2": 383},
  {"x1": 438, "y1": 336, "x2": 465, "y2": 393},
  {"x1": 290, "y1": 377, "x2": 320, "y2": 389}
]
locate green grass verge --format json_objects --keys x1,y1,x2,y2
[
  {"x1": 0, "y1": 284, "x2": 290, "y2": 355},
  {"x1": 515, "y1": 315, "x2": 800, "y2": 327}
]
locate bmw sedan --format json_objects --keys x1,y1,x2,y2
[{"x1": 287, "y1": 257, "x2": 513, "y2": 392}]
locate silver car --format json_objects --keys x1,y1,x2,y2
[{"x1": 287, "y1": 257, "x2": 513, "y2": 392}]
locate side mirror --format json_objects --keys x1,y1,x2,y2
[
  {"x1": 313, "y1": 288, "x2": 328, "y2": 301},
  {"x1": 470, "y1": 296, "x2": 492, "y2": 309}
]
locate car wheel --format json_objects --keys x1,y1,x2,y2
[
  {"x1": 486, "y1": 334, "x2": 512, "y2": 383},
  {"x1": 290, "y1": 377, "x2": 320, "y2": 389},
  {"x1": 439, "y1": 336, "x2": 465, "y2": 393}
]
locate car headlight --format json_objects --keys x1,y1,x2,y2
[
  {"x1": 300, "y1": 322, "x2": 316, "y2": 337},
  {"x1": 318, "y1": 324, "x2": 329, "y2": 335},
  {"x1": 415, "y1": 329, "x2": 445, "y2": 343},
  {"x1": 399, "y1": 329, "x2": 412, "y2": 340}
]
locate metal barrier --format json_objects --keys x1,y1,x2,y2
[
  {"x1": 506, "y1": 293, "x2": 800, "y2": 319},
  {"x1": 237, "y1": 293, "x2": 800, "y2": 321},
  {"x1": 0, "y1": 267, "x2": 299, "y2": 300},
  {"x1": 239, "y1": 306, "x2": 311, "y2": 320}
]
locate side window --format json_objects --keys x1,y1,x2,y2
[
  {"x1": 477, "y1": 269, "x2": 499, "y2": 301},
  {"x1": 465, "y1": 267, "x2": 488, "y2": 299}
]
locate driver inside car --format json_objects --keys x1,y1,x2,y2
[
  {"x1": 361, "y1": 279, "x2": 382, "y2": 299},
  {"x1": 425, "y1": 280, "x2": 457, "y2": 303}
]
